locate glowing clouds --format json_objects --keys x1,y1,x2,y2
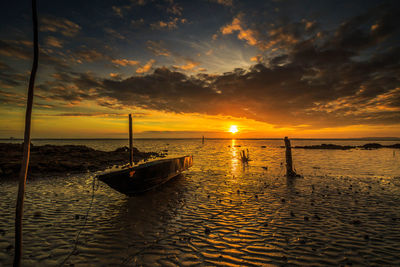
[
  {"x1": 112, "y1": 59, "x2": 140, "y2": 66},
  {"x1": 136, "y1": 59, "x2": 155, "y2": 73},
  {"x1": 221, "y1": 16, "x2": 259, "y2": 47}
]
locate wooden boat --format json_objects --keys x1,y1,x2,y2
[{"x1": 97, "y1": 155, "x2": 193, "y2": 195}]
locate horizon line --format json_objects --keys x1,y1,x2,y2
[{"x1": 1, "y1": 137, "x2": 400, "y2": 141}]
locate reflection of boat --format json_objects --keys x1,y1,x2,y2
[{"x1": 98, "y1": 155, "x2": 193, "y2": 195}]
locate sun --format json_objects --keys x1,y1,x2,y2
[{"x1": 229, "y1": 125, "x2": 238, "y2": 134}]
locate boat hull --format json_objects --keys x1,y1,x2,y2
[{"x1": 97, "y1": 155, "x2": 193, "y2": 195}]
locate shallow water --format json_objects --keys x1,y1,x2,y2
[{"x1": 1, "y1": 139, "x2": 400, "y2": 266}]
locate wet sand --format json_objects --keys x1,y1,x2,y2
[
  {"x1": 1, "y1": 172, "x2": 399, "y2": 265},
  {"x1": 0, "y1": 139, "x2": 399, "y2": 266}
]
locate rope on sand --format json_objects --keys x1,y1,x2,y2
[{"x1": 59, "y1": 175, "x2": 99, "y2": 267}]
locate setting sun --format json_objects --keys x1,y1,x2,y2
[{"x1": 229, "y1": 125, "x2": 238, "y2": 134}]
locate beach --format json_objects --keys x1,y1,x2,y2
[{"x1": 0, "y1": 139, "x2": 399, "y2": 266}]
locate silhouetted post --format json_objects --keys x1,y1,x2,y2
[
  {"x1": 284, "y1": 137, "x2": 296, "y2": 177},
  {"x1": 202, "y1": 135, "x2": 205, "y2": 144},
  {"x1": 129, "y1": 114, "x2": 133, "y2": 166},
  {"x1": 14, "y1": 0, "x2": 38, "y2": 266}
]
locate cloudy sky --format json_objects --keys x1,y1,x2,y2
[{"x1": 0, "y1": 0, "x2": 399, "y2": 138}]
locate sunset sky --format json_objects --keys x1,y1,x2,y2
[{"x1": 0, "y1": 0, "x2": 399, "y2": 138}]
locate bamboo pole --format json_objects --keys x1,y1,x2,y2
[
  {"x1": 14, "y1": 0, "x2": 39, "y2": 265},
  {"x1": 129, "y1": 114, "x2": 133, "y2": 166}
]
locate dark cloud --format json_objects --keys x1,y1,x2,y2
[
  {"x1": 40, "y1": 16, "x2": 81, "y2": 37},
  {"x1": 94, "y1": 4, "x2": 400, "y2": 128},
  {"x1": 0, "y1": 39, "x2": 70, "y2": 71},
  {"x1": 0, "y1": 61, "x2": 26, "y2": 88},
  {"x1": 72, "y1": 48, "x2": 110, "y2": 63},
  {"x1": 35, "y1": 72, "x2": 102, "y2": 105},
  {"x1": 0, "y1": 40, "x2": 31, "y2": 60}
]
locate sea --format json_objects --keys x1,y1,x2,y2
[{"x1": 0, "y1": 138, "x2": 399, "y2": 266}]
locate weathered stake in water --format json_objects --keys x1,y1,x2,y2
[
  {"x1": 284, "y1": 137, "x2": 297, "y2": 178},
  {"x1": 129, "y1": 114, "x2": 133, "y2": 166}
]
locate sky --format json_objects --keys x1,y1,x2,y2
[{"x1": 0, "y1": 0, "x2": 399, "y2": 138}]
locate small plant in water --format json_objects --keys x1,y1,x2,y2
[{"x1": 240, "y1": 149, "x2": 250, "y2": 164}]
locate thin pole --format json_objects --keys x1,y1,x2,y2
[
  {"x1": 129, "y1": 114, "x2": 133, "y2": 166},
  {"x1": 284, "y1": 136, "x2": 295, "y2": 178},
  {"x1": 14, "y1": 0, "x2": 39, "y2": 265}
]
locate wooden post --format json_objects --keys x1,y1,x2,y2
[
  {"x1": 129, "y1": 114, "x2": 133, "y2": 166},
  {"x1": 284, "y1": 137, "x2": 296, "y2": 178},
  {"x1": 14, "y1": 0, "x2": 38, "y2": 266},
  {"x1": 202, "y1": 135, "x2": 204, "y2": 144}
]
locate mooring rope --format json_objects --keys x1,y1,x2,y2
[{"x1": 59, "y1": 175, "x2": 99, "y2": 267}]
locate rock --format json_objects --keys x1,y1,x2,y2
[
  {"x1": 293, "y1": 144, "x2": 355, "y2": 150},
  {"x1": 313, "y1": 214, "x2": 321, "y2": 220},
  {"x1": 361, "y1": 143, "x2": 383, "y2": 149},
  {"x1": 298, "y1": 237, "x2": 307, "y2": 244},
  {"x1": 387, "y1": 143, "x2": 400, "y2": 148},
  {"x1": 114, "y1": 146, "x2": 129, "y2": 152},
  {"x1": 204, "y1": 227, "x2": 211, "y2": 235}
]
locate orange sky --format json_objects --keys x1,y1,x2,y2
[{"x1": 1, "y1": 104, "x2": 399, "y2": 138}]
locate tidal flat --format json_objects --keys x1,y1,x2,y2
[{"x1": 1, "y1": 139, "x2": 399, "y2": 266}]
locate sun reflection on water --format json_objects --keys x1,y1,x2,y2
[{"x1": 230, "y1": 139, "x2": 240, "y2": 176}]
